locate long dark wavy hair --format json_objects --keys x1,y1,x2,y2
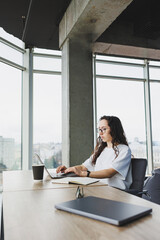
[{"x1": 92, "y1": 116, "x2": 128, "y2": 165}]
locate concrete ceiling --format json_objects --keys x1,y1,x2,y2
[
  {"x1": 0, "y1": 0, "x2": 71, "y2": 49},
  {"x1": 1, "y1": 0, "x2": 160, "y2": 55},
  {"x1": 97, "y1": 0, "x2": 160, "y2": 50}
]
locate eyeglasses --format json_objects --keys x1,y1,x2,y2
[{"x1": 97, "y1": 128, "x2": 107, "y2": 134}]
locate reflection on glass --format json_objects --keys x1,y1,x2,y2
[
  {"x1": 33, "y1": 74, "x2": 62, "y2": 168},
  {"x1": 150, "y1": 82, "x2": 160, "y2": 169},
  {"x1": 0, "y1": 63, "x2": 22, "y2": 179},
  {"x1": 96, "y1": 78, "x2": 147, "y2": 158}
]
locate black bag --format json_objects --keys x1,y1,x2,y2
[{"x1": 142, "y1": 168, "x2": 160, "y2": 204}]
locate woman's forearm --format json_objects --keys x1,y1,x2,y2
[
  {"x1": 71, "y1": 164, "x2": 87, "y2": 171},
  {"x1": 64, "y1": 165, "x2": 117, "y2": 178},
  {"x1": 89, "y1": 168, "x2": 118, "y2": 178}
]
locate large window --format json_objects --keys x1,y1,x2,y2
[
  {"x1": 0, "y1": 28, "x2": 24, "y2": 184},
  {"x1": 95, "y1": 55, "x2": 160, "y2": 171},
  {"x1": 0, "y1": 29, "x2": 62, "y2": 180},
  {"x1": 0, "y1": 63, "x2": 22, "y2": 171},
  {"x1": 150, "y1": 61, "x2": 160, "y2": 168},
  {"x1": 1, "y1": 26, "x2": 160, "y2": 177},
  {"x1": 33, "y1": 49, "x2": 62, "y2": 168},
  {"x1": 150, "y1": 82, "x2": 160, "y2": 168}
]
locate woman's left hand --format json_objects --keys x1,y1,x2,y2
[{"x1": 64, "y1": 167, "x2": 87, "y2": 177}]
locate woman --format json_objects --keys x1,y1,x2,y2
[{"x1": 56, "y1": 116, "x2": 132, "y2": 190}]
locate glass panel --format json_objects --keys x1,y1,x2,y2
[
  {"x1": 149, "y1": 60, "x2": 160, "y2": 67},
  {"x1": 33, "y1": 74, "x2": 62, "y2": 168},
  {"x1": 150, "y1": 82, "x2": 160, "y2": 169},
  {"x1": 33, "y1": 56, "x2": 61, "y2": 72},
  {"x1": 0, "y1": 62, "x2": 22, "y2": 184},
  {"x1": 96, "y1": 55, "x2": 144, "y2": 65},
  {"x1": 34, "y1": 48, "x2": 61, "y2": 56},
  {"x1": 149, "y1": 67, "x2": 160, "y2": 80},
  {"x1": 96, "y1": 78, "x2": 147, "y2": 158},
  {"x1": 96, "y1": 62, "x2": 144, "y2": 79},
  {"x1": 0, "y1": 42, "x2": 23, "y2": 66}
]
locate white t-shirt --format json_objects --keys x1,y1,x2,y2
[{"x1": 82, "y1": 144, "x2": 132, "y2": 190}]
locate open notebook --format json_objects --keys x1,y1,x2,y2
[{"x1": 52, "y1": 177, "x2": 99, "y2": 185}]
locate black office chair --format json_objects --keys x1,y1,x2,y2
[
  {"x1": 142, "y1": 168, "x2": 160, "y2": 204},
  {"x1": 126, "y1": 158, "x2": 147, "y2": 197}
]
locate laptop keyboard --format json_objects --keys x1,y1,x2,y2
[{"x1": 50, "y1": 172, "x2": 78, "y2": 179}]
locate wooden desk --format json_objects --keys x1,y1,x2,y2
[
  {"x1": 3, "y1": 185, "x2": 160, "y2": 240},
  {"x1": 2, "y1": 170, "x2": 106, "y2": 192}
]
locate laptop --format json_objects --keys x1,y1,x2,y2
[
  {"x1": 55, "y1": 196, "x2": 152, "y2": 226},
  {"x1": 34, "y1": 153, "x2": 77, "y2": 179}
]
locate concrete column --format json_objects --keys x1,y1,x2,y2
[{"x1": 62, "y1": 37, "x2": 94, "y2": 167}]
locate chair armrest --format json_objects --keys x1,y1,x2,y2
[
  {"x1": 125, "y1": 189, "x2": 140, "y2": 195},
  {"x1": 125, "y1": 189, "x2": 150, "y2": 198}
]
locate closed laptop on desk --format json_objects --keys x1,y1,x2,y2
[{"x1": 55, "y1": 196, "x2": 152, "y2": 226}]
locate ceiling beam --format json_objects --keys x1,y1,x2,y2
[
  {"x1": 59, "y1": 0, "x2": 133, "y2": 48},
  {"x1": 93, "y1": 42, "x2": 160, "y2": 60}
]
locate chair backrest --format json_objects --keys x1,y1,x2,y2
[
  {"x1": 129, "y1": 158, "x2": 147, "y2": 192},
  {"x1": 142, "y1": 168, "x2": 160, "y2": 204}
]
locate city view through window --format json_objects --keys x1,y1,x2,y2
[
  {"x1": 96, "y1": 78, "x2": 147, "y2": 159},
  {"x1": 1, "y1": 27, "x2": 160, "y2": 185},
  {"x1": 33, "y1": 73, "x2": 62, "y2": 169}
]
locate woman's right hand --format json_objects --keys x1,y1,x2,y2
[{"x1": 56, "y1": 165, "x2": 67, "y2": 173}]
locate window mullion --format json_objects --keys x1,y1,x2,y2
[
  {"x1": 143, "y1": 59, "x2": 153, "y2": 173},
  {"x1": 22, "y1": 48, "x2": 33, "y2": 170},
  {"x1": 93, "y1": 54, "x2": 97, "y2": 146}
]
